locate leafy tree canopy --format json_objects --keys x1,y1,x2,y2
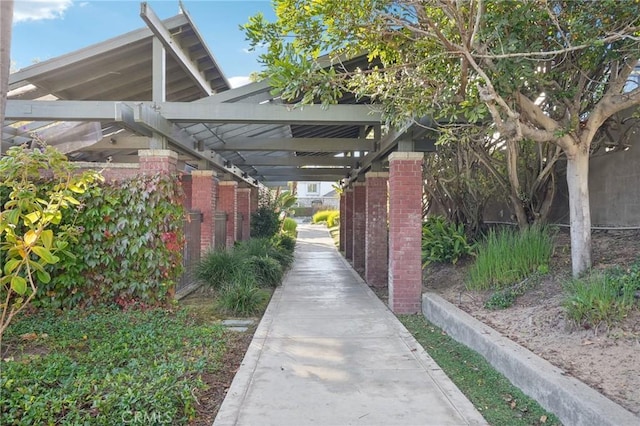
[{"x1": 245, "y1": 0, "x2": 640, "y2": 276}]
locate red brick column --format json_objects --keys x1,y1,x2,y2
[
  {"x1": 352, "y1": 182, "x2": 366, "y2": 274},
  {"x1": 218, "y1": 181, "x2": 238, "y2": 248},
  {"x1": 237, "y1": 188, "x2": 252, "y2": 241},
  {"x1": 365, "y1": 172, "x2": 389, "y2": 288},
  {"x1": 191, "y1": 171, "x2": 218, "y2": 253},
  {"x1": 139, "y1": 149, "x2": 178, "y2": 174},
  {"x1": 388, "y1": 152, "x2": 424, "y2": 314},
  {"x1": 339, "y1": 193, "x2": 346, "y2": 252},
  {"x1": 344, "y1": 188, "x2": 354, "y2": 260}
]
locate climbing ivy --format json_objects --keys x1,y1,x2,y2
[{"x1": 39, "y1": 174, "x2": 185, "y2": 309}]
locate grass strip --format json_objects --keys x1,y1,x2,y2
[{"x1": 399, "y1": 314, "x2": 561, "y2": 426}]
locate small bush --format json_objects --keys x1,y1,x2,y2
[
  {"x1": 249, "y1": 256, "x2": 283, "y2": 287},
  {"x1": 421, "y1": 216, "x2": 473, "y2": 266},
  {"x1": 251, "y1": 206, "x2": 280, "y2": 238},
  {"x1": 564, "y1": 264, "x2": 640, "y2": 329},
  {"x1": 273, "y1": 233, "x2": 296, "y2": 253},
  {"x1": 217, "y1": 275, "x2": 267, "y2": 316},
  {"x1": 467, "y1": 226, "x2": 553, "y2": 290},
  {"x1": 282, "y1": 217, "x2": 298, "y2": 236},
  {"x1": 236, "y1": 238, "x2": 275, "y2": 258},
  {"x1": 195, "y1": 249, "x2": 249, "y2": 290},
  {"x1": 312, "y1": 209, "x2": 338, "y2": 224},
  {"x1": 327, "y1": 211, "x2": 340, "y2": 228},
  {"x1": 236, "y1": 237, "x2": 294, "y2": 269}
]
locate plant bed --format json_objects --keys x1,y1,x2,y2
[
  {"x1": 0, "y1": 290, "x2": 271, "y2": 425},
  {"x1": 424, "y1": 228, "x2": 640, "y2": 416}
]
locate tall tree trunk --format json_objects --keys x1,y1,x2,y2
[
  {"x1": 566, "y1": 148, "x2": 591, "y2": 276},
  {"x1": 0, "y1": 0, "x2": 13, "y2": 154},
  {"x1": 506, "y1": 139, "x2": 529, "y2": 228}
]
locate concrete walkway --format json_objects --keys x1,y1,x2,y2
[{"x1": 214, "y1": 225, "x2": 486, "y2": 426}]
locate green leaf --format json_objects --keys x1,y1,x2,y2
[
  {"x1": 32, "y1": 246, "x2": 59, "y2": 264},
  {"x1": 11, "y1": 275, "x2": 27, "y2": 295},
  {"x1": 4, "y1": 258, "x2": 21, "y2": 275},
  {"x1": 24, "y1": 211, "x2": 41, "y2": 225},
  {"x1": 41, "y1": 229, "x2": 54, "y2": 249},
  {"x1": 36, "y1": 269, "x2": 51, "y2": 284}
]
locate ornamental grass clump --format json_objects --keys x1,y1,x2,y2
[
  {"x1": 467, "y1": 226, "x2": 553, "y2": 290},
  {"x1": 564, "y1": 261, "x2": 640, "y2": 330},
  {"x1": 216, "y1": 272, "x2": 268, "y2": 316},
  {"x1": 312, "y1": 209, "x2": 338, "y2": 224},
  {"x1": 248, "y1": 256, "x2": 283, "y2": 288},
  {"x1": 195, "y1": 249, "x2": 250, "y2": 290},
  {"x1": 282, "y1": 217, "x2": 298, "y2": 237}
]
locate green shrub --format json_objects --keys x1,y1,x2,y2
[
  {"x1": 312, "y1": 209, "x2": 338, "y2": 224},
  {"x1": 282, "y1": 217, "x2": 298, "y2": 236},
  {"x1": 273, "y1": 233, "x2": 296, "y2": 253},
  {"x1": 1, "y1": 307, "x2": 224, "y2": 424},
  {"x1": 236, "y1": 238, "x2": 294, "y2": 269},
  {"x1": 564, "y1": 264, "x2": 640, "y2": 329},
  {"x1": 251, "y1": 206, "x2": 280, "y2": 238},
  {"x1": 467, "y1": 226, "x2": 553, "y2": 290},
  {"x1": 421, "y1": 216, "x2": 473, "y2": 266},
  {"x1": 327, "y1": 211, "x2": 340, "y2": 228},
  {"x1": 249, "y1": 256, "x2": 283, "y2": 287},
  {"x1": 217, "y1": 274, "x2": 267, "y2": 316},
  {"x1": 195, "y1": 249, "x2": 249, "y2": 290}
]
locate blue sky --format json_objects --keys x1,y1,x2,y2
[{"x1": 11, "y1": 0, "x2": 276, "y2": 87}]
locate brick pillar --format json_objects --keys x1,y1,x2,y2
[
  {"x1": 138, "y1": 149, "x2": 178, "y2": 174},
  {"x1": 388, "y1": 152, "x2": 424, "y2": 314},
  {"x1": 237, "y1": 188, "x2": 251, "y2": 241},
  {"x1": 365, "y1": 172, "x2": 389, "y2": 288},
  {"x1": 352, "y1": 182, "x2": 366, "y2": 274},
  {"x1": 218, "y1": 181, "x2": 238, "y2": 248},
  {"x1": 191, "y1": 171, "x2": 218, "y2": 253},
  {"x1": 344, "y1": 188, "x2": 354, "y2": 260},
  {"x1": 339, "y1": 193, "x2": 346, "y2": 252}
]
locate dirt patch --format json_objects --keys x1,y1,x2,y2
[
  {"x1": 189, "y1": 328, "x2": 254, "y2": 426},
  {"x1": 424, "y1": 228, "x2": 640, "y2": 415}
]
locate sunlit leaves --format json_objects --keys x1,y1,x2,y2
[{"x1": 0, "y1": 143, "x2": 103, "y2": 340}]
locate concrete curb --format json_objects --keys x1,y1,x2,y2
[{"x1": 423, "y1": 292, "x2": 639, "y2": 426}]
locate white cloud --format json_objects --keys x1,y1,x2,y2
[
  {"x1": 228, "y1": 76, "x2": 252, "y2": 88},
  {"x1": 14, "y1": 0, "x2": 74, "y2": 24}
]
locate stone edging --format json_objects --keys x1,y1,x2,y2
[{"x1": 422, "y1": 292, "x2": 639, "y2": 426}]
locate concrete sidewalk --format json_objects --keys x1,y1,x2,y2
[{"x1": 214, "y1": 225, "x2": 486, "y2": 426}]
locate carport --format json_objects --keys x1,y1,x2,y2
[{"x1": 2, "y1": 3, "x2": 433, "y2": 313}]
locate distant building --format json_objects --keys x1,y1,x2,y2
[{"x1": 296, "y1": 181, "x2": 339, "y2": 211}]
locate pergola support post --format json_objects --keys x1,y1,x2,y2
[
  {"x1": 344, "y1": 188, "x2": 354, "y2": 260},
  {"x1": 352, "y1": 182, "x2": 366, "y2": 274},
  {"x1": 339, "y1": 193, "x2": 346, "y2": 253},
  {"x1": 218, "y1": 181, "x2": 238, "y2": 248},
  {"x1": 388, "y1": 152, "x2": 424, "y2": 314},
  {"x1": 190, "y1": 170, "x2": 218, "y2": 253},
  {"x1": 365, "y1": 172, "x2": 389, "y2": 288}
]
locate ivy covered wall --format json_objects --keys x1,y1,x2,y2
[{"x1": 38, "y1": 173, "x2": 185, "y2": 309}]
